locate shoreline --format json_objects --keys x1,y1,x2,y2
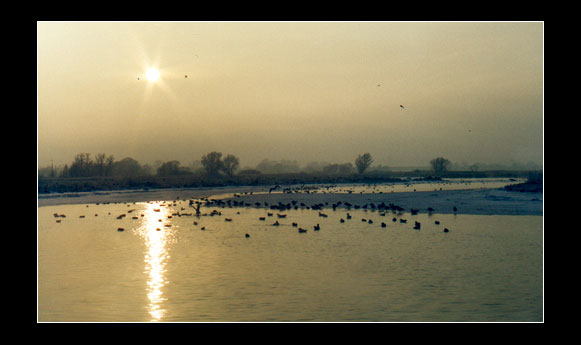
[
  {"x1": 37, "y1": 184, "x2": 542, "y2": 216},
  {"x1": 217, "y1": 188, "x2": 542, "y2": 216},
  {"x1": 37, "y1": 185, "x2": 272, "y2": 207}
]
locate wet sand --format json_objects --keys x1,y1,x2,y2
[{"x1": 38, "y1": 184, "x2": 542, "y2": 216}]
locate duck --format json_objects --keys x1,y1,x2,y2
[
  {"x1": 414, "y1": 221, "x2": 421, "y2": 230},
  {"x1": 298, "y1": 228, "x2": 307, "y2": 233},
  {"x1": 381, "y1": 222, "x2": 387, "y2": 228},
  {"x1": 444, "y1": 228, "x2": 449, "y2": 233},
  {"x1": 272, "y1": 221, "x2": 280, "y2": 226},
  {"x1": 314, "y1": 224, "x2": 320, "y2": 231}
]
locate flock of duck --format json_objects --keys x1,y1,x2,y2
[{"x1": 51, "y1": 192, "x2": 456, "y2": 236}]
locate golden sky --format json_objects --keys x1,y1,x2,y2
[{"x1": 37, "y1": 21, "x2": 543, "y2": 168}]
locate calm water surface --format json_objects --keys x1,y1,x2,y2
[{"x1": 38, "y1": 197, "x2": 542, "y2": 322}]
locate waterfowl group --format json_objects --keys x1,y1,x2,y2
[{"x1": 52, "y1": 187, "x2": 455, "y2": 236}]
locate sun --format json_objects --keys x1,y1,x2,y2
[{"x1": 146, "y1": 68, "x2": 160, "y2": 82}]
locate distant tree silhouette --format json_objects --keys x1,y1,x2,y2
[
  {"x1": 69, "y1": 153, "x2": 93, "y2": 177},
  {"x1": 255, "y1": 159, "x2": 301, "y2": 174},
  {"x1": 113, "y1": 157, "x2": 143, "y2": 177},
  {"x1": 355, "y1": 153, "x2": 374, "y2": 174},
  {"x1": 322, "y1": 163, "x2": 355, "y2": 175},
  {"x1": 430, "y1": 157, "x2": 451, "y2": 174},
  {"x1": 104, "y1": 155, "x2": 115, "y2": 176},
  {"x1": 93, "y1": 153, "x2": 107, "y2": 176},
  {"x1": 201, "y1": 152, "x2": 224, "y2": 177},
  {"x1": 157, "y1": 160, "x2": 183, "y2": 176},
  {"x1": 49, "y1": 161, "x2": 56, "y2": 178},
  {"x1": 222, "y1": 154, "x2": 240, "y2": 177},
  {"x1": 140, "y1": 164, "x2": 155, "y2": 176},
  {"x1": 61, "y1": 164, "x2": 69, "y2": 177}
]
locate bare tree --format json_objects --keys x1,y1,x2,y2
[
  {"x1": 430, "y1": 157, "x2": 451, "y2": 174},
  {"x1": 201, "y1": 152, "x2": 224, "y2": 177},
  {"x1": 105, "y1": 155, "x2": 115, "y2": 176},
  {"x1": 94, "y1": 153, "x2": 107, "y2": 176},
  {"x1": 355, "y1": 153, "x2": 374, "y2": 174},
  {"x1": 222, "y1": 154, "x2": 240, "y2": 177},
  {"x1": 69, "y1": 153, "x2": 93, "y2": 177}
]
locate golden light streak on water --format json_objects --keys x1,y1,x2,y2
[{"x1": 138, "y1": 202, "x2": 173, "y2": 322}]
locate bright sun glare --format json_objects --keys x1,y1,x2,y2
[{"x1": 146, "y1": 68, "x2": 160, "y2": 82}]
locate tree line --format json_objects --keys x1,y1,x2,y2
[{"x1": 41, "y1": 152, "x2": 454, "y2": 179}]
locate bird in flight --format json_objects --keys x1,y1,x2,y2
[{"x1": 400, "y1": 105, "x2": 405, "y2": 109}]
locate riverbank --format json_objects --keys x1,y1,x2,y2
[{"x1": 38, "y1": 182, "x2": 542, "y2": 216}]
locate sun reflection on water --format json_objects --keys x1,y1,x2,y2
[{"x1": 138, "y1": 202, "x2": 173, "y2": 322}]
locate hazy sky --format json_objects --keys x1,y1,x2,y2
[{"x1": 37, "y1": 21, "x2": 543, "y2": 169}]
